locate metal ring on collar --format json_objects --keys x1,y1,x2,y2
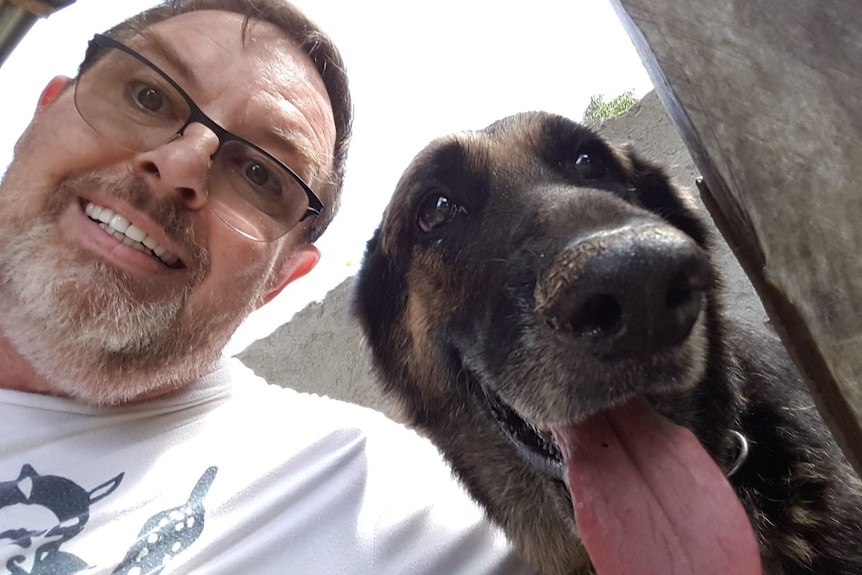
[{"x1": 725, "y1": 429, "x2": 750, "y2": 478}]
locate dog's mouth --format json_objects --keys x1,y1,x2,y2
[
  {"x1": 476, "y1": 378, "x2": 762, "y2": 575},
  {"x1": 478, "y1": 379, "x2": 565, "y2": 481}
]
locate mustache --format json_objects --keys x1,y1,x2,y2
[{"x1": 50, "y1": 171, "x2": 208, "y2": 272}]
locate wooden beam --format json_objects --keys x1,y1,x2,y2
[
  {"x1": 609, "y1": 0, "x2": 862, "y2": 475},
  {"x1": 0, "y1": 0, "x2": 76, "y2": 67}
]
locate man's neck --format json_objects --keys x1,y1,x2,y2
[
  {"x1": 0, "y1": 332, "x2": 57, "y2": 395},
  {"x1": 0, "y1": 332, "x2": 210, "y2": 403}
]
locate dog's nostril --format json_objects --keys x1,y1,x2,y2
[
  {"x1": 666, "y1": 271, "x2": 695, "y2": 311},
  {"x1": 570, "y1": 294, "x2": 623, "y2": 339}
]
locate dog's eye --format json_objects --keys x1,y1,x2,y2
[
  {"x1": 417, "y1": 193, "x2": 466, "y2": 233},
  {"x1": 574, "y1": 152, "x2": 607, "y2": 180}
]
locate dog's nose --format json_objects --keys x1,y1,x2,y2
[{"x1": 536, "y1": 225, "x2": 711, "y2": 359}]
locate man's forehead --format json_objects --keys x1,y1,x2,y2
[
  {"x1": 127, "y1": 28, "x2": 204, "y2": 93},
  {"x1": 121, "y1": 11, "x2": 329, "y2": 108},
  {"x1": 125, "y1": 11, "x2": 296, "y2": 76}
]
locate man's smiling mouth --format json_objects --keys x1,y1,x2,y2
[{"x1": 83, "y1": 201, "x2": 183, "y2": 268}]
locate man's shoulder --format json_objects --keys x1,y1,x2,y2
[
  {"x1": 217, "y1": 356, "x2": 471, "y2": 491},
  {"x1": 222, "y1": 357, "x2": 394, "y2": 417},
  {"x1": 217, "y1": 356, "x2": 433, "y2": 449}
]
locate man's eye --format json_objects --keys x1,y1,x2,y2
[
  {"x1": 246, "y1": 162, "x2": 271, "y2": 187},
  {"x1": 244, "y1": 161, "x2": 283, "y2": 199},
  {"x1": 132, "y1": 84, "x2": 167, "y2": 113}
]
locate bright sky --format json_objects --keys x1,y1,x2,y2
[{"x1": 0, "y1": 0, "x2": 653, "y2": 355}]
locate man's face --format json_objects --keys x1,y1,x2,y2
[{"x1": 0, "y1": 10, "x2": 336, "y2": 404}]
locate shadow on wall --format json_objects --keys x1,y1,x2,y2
[{"x1": 237, "y1": 91, "x2": 767, "y2": 422}]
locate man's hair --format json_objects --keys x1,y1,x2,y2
[{"x1": 99, "y1": 0, "x2": 352, "y2": 243}]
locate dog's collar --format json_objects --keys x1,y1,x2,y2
[{"x1": 725, "y1": 430, "x2": 750, "y2": 478}]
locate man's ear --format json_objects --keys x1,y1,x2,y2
[
  {"x1": 37, "y1": 76, "x2": 73, "y2": 113},
  {"x1": 262, "y1": 244, "x2": 321, "y2": 305}
]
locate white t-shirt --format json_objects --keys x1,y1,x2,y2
[{"x1": 0, "y1": 358, "x2": 534, "y2": 574}]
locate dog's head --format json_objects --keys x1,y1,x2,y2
[
  {"x1": 356, "y1": 111, "x2": 721, "y2": 426},
  {"x1": 354, "y1": 112, "x2": 743, "y2": 574}
]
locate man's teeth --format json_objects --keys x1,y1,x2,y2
[{"x1": 84, "y1": 202, "x2": 180, "y2": 267}]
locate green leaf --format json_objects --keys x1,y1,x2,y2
[{"x1": 582, "y1": 90, "x2": 637, "y2": 128}]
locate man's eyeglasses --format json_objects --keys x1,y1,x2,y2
[{"x1": 74, "y1": 33, "x2": 324, "y2": 242}]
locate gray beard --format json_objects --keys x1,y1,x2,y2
[{"x1": 0, "y1": 171, "x2": 262, "y2": 405}]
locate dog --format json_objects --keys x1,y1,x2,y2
[{"x1": 353, "y1": 111, "x2": 862, "y2": 575}]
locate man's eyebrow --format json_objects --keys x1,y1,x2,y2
[
  {"x1": 136, "y1": 29, "x2": 203, "y2": 93},
  {"x1": 271, "y1": 125, "x2": 322, "y2": 182}
]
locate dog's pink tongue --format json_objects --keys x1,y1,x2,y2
[{"x1": 551, "y1": 397, "x2": 762, "y2": 575}]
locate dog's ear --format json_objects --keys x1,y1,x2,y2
[
  {"x1": 622, "y1": 144, "x2": 712, "y2": 249},
  {"x1": 352, "y1": 227, "x2": 408, "y2": 350}
]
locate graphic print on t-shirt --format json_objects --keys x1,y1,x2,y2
[
  {"x1": 112, "y1": 466, "x2": 217, "y2": 575},
  {"x1": 0, "y1": 465, "x2": 218, "y2": 575},
  {"x1": 0, "y1": 464, "x2": 124, "y2": 574}
]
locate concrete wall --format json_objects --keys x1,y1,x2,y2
[{"x1": 238, "y1": 91, "x2": 767, "y2": 421}]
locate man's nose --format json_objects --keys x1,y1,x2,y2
[{"x1": 131, "y1": 122, "x2": 219, "y2": 210}]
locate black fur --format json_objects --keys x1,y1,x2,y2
[{"x1": 353, "y1": 112, "x2": 862, "y2": 575}]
